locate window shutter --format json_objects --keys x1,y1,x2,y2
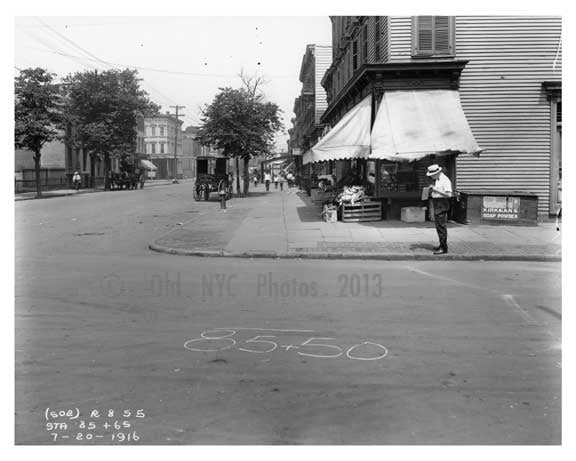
[
  {"x1": 434, "y1": 16, "x2": 452, "y2": 54},
  {"x1": 413, "y1": 16, "x2": 454, "y2": 56},
  {"x1": 416, "y1": 16, "x2": 434, "y2": 54}
]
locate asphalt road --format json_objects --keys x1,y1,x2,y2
[{"x1": 15, "y1": 184, "x2": 562, "y2": 445}]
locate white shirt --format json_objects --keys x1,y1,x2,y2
[
  {"x1": 264, "y1": 173, "x2": 271, "y2": 181},
  {"x1": 431, "y1": 172, "x2": 452, "y2": 198}
]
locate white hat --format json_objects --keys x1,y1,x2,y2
[{"x1": 426, "y1": 164, "x2": 442, "y2": 176}]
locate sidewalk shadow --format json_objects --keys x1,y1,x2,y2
[
  {"x1": 296, "y1": 206, "x2": 322, "y2": 223},
  {"x1": 409, "y1": 243, "x2": 435, "y2": 251},
  {"x1": 246, "y1": 191, "x2": 273, "y2": 197}
]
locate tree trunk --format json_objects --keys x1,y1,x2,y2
[
  {"x1": 90, "y1": 153, "x2": 96, "y2": 188},
  {"x1": 103, "y1": 153, "x2": 110, "y2": 190},
  {"x1": 34, "y1": 151, "x2": 42, "y2": 197},
  {"x1": 235, "y1": 157, "x2": 241, "y2": 197},
  {"x1": 243, "y1": 156, "x2": 250, "y2": 196}
]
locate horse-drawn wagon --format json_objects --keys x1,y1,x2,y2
[{"x1": 193, "y1": 155, "x2": 233, "y2": 201}]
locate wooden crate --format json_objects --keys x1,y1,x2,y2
[{"x1": 342, "y1": 200, "x2": 382, "y2": 222}]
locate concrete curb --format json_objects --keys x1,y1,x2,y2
[
  {"x1": 15, "y1": 180, "x2": 182, "y2": 201},
  {"x1": 149, "y1": 243, "x2": 561, "y2": 262},
  {"x1": 15, "y1": 190, "x2": 99, "y2": 201}
]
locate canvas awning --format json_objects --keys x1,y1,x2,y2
[
  {"x1": 140, "y1": 159, "x2": 158, "y2": 170},
  {"x1": 369, "y1": 89, "x2": 481, "y2": 162},
  {"x1": 303, "y1": 94, "x2": 372, "y2": 165}
]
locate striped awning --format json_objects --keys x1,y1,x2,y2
[{"x1": 140, "y1": 159, "x2": 158, "y2": 170}]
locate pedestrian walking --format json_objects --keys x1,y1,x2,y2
[
  {"x1": 274, "y1": 173, "x2": 278, "y2": 189},
  {"x1": 279, "y1": 173, "x2": 285, "y2": 190},
  {"x1": 426, "y1": 164, "x2": 452, "y2": 254},
  {"x1": 264, "y1": 171, "x2": 271, "y2": 191},
  {"x1": 72, "y1": 171, "x2": 81, "y2": 190}
]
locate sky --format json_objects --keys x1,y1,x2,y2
[{"x1": 14, "y1": 15, "x2": 332, "y2": 152}]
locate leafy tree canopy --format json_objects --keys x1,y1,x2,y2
[
  {"x1": 61, "y1": 68, "x2": 159, "y2": 158},
  {"x1": 195, "y1": 86, "x2": 283, "y2": 159},
  {"x1": 14, "y1": 67, "x2": 62, "y2": 155}
]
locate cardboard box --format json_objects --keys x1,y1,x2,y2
[
  {"x1": 323, "y1": 205, "x2": 338, "y2": 223},
  {"x1": 421, "y1": 186, "x2": 430, "y2": 200},
  {"x1": 401, "y1": 206, "x2": 427, "y2": 223}
]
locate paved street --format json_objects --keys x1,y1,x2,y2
[{"x1": 15, "y1": 184, "x2": 561, "y2": 444}]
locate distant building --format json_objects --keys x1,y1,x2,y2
[
  {"x1": 181, "y1": 126, "x2": 204, "y2": 179},
  {"x1": 144, "y1": 113, "x2": 184, "y2": 179},
  {"x1": 288, "y1": 44, "x2": 332, "y2": 181},
  {"x1": 15, "y1": 112, "x2": 151, "y2": 192}
]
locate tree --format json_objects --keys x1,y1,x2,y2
[
  {"x1": 61, "y1": 69, "x2": 159, "y2": 189},
  {"x1": 195, "y1": 76, "x2": 283, "y2": 196},
  {"x1": 14, "y1": 68, "x2": 62, "y2": 197}
]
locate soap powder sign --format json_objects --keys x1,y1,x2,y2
[{"x1": 481, "y1": 196, "x2": 521, "y2": 220}]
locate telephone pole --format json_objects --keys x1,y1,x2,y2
[{"x1": 168, "y1": 105, "x2": 185, "y2": 184}]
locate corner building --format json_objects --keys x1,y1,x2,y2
[{"x1": 307, "y1": 16, "x2": 561, "y2": 219}]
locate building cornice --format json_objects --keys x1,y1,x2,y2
[{"x1": 321, "y1": 60, "x2": 469, "y2": 124}]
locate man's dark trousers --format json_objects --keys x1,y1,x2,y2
[{"x1": 433, "y1": 198, "x2": 450, "y2": 251}]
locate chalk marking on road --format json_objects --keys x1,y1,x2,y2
[
  {"x1": 214, "y1": 327, "x2": 316, "y2": 333},
  {"x1": 501, "y1": 294, "x2": 538, "y2": 325},
  {"x1": 404, "y1": 266, "x2": 499, "y2": 294},
  {"x1": 346, "y1": 342, "x2": 389, "y2": 361}
]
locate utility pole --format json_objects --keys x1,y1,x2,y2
[{"x1": 168, "y1": 105, "x2": 185, "y2": 183}]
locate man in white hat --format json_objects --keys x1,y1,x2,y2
[{"x1": 426, "y1": 164, "x2": 452, "y2": 254}]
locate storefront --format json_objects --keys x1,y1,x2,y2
[
  {"x1": 140, "y1": 159, "x2": 158, "y2": 179},
  {"x1": 303, "y1": 89, "x2": 481, "y2": 222}
]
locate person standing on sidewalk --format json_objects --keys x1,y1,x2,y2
[
  {"x1": 264, "y1": 171, "x2": 271, "y2": 191},
  {"x1": 72, "y1": 171, "x2": 81, "y2": 190},
  {"x1": 279, "y1": 172, "x2": 285, "y2": 191},
  {"x1": 426, "y1": 164, "x2": 452, "y2": 255}
]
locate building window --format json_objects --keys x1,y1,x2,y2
[
  {"x1": 160, "y1": 143, "x2": 165, "y2": 154},
  {"x1": 151, "y1": 143, "x2": 156, "y2": 154},
  {"x1": 151, "y1": 126, "x2": 156, "y2": 136},
  {"x1": 160, "y1": 126, "x2": 165, "y2": 137},
  {"x1": 412, "y1": 16, "x2": 455, "y2": 56},
  {"x1": 352, "y1": 40, "x2": 358, "y2": 70}
]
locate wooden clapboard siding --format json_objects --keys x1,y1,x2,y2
[
  {"x1": 386, "y1": 15, "x2": 561, "y2": 215},
  {"x1": 454, "y1": 16, "x2": 562, "y2": 215},
  {"x1": 314, "y1": 45, "x2": 332, "y2": 125}
]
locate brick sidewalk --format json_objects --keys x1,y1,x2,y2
[{"x1": 150, "y1": 184, "x2": 561, "y2": 261}]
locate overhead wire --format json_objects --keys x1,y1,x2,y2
[
  {"x1": 17, "y1": 28, "x2": 98, "y2": 71},
  {"x1": 34, "y1": 17, "x2": 117, "y2": 70},
  {"x1": 26, "y1": 22, "x2": 198, "y2": 124},
  {"x1": 18, "y1": 20, "x2": 293, "y2": 129}
]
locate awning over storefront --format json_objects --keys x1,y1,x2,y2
[
  {"x1": 303, "y1": 94, "x2": 372, "y2": 165},
  {"x1": 369, "y1": 90, "x2": 481, "y2": 162},
  {"x1": 140, "y1": 159, "x2": 158, "y2": 170}
]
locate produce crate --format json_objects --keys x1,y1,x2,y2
[{"x1": 342, "y1": 200, "x2": 382, "y2": 222}]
